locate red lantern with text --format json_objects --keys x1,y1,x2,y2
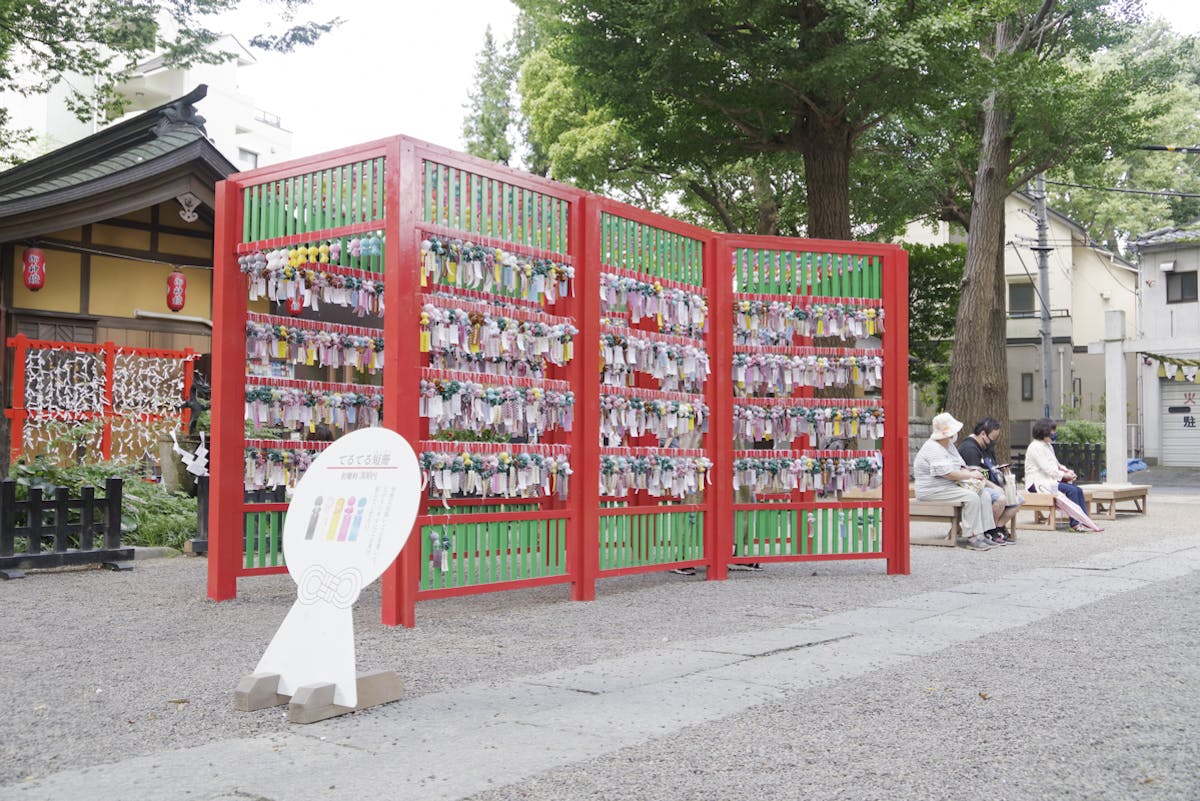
[
  {"x1": 286, "y1": 292, "x2": 304, "y2": 316},
  {"x1": 22, "y1": 247, "x2": 46, "y2": 291},
  {"x1": 166, "y1": 270, "x2": 186, "y2": 312}
]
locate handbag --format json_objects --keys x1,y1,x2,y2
[
  {"x1": 1004, "y1": 472, "x2": 1020, "y2": 506},
  {"x1": 957, "y1": 477, "x2": 984, "y2": 493}
]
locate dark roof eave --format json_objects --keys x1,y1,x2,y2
[
  {"x1": 0, "y1": 138, "x2": 235, "y2": 219},
  {"x1": 0, "y1": 85, "x2": 210, "y2": 193}
]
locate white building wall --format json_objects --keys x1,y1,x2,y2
[
  {"x1": 1070, "y1": 246, "x2": 1137, "y2": 345},
  {"x1": 2, "y1": 36, "x2": 290, "y2": 170},
  {"x1": 1139, "y1": 244, "x2": 1200, "y2": 343},
  {"x1": 1134, "y1": 239, "x2": 1200, "y2": 464},
  {"x1": 1003, "y1": 195, "x2": 1079, "y2": 313},
  {"x1": 903, "y1": 194, "x2": 1142, "y2": 433}
]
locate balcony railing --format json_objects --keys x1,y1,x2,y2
[
  {"x1": 1006, "y1": 308, "x2": 1072, "y2": 339},
  {"x1": 254, "y1": 109, "x2": 282, "y2": 129}
]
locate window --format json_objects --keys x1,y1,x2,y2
[
  {"x1": 1167, "y1": 271, "x2": 1198, "y2": 303},
  {"x1": 238, "y1": 148, "x2": 259, "y2": 169},
  {"x1": 1009, "y1": 283, "x2": 1035, "y2": 316},
  {"x1": 1021, "y1": 372, "x2": 1034, "y2": 401}
]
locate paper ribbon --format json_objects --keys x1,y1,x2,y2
[
  {"x1": 732, "y1": 453, "x2": 883, "y2": 495},
  {"x1": 731, "y1": 353, "x2": 883, "y2": 393},
  {"x1": 421, "y1": 234, "x2": 573, "y2": 304}
]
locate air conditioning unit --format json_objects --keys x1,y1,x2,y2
[{"x1": 1160, "y1": 260, "x2": 1176, "y2": 272}]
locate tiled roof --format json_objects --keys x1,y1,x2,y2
[
  {"x1": 0, "y1": 129, "x2": 208, "y2": 203},
  {"x1": 1133, "y1": 220, "x2": 1200, "y2": 250},
  {"x1": 0, "y1": 84, "x2": 234, "y2": 215}
]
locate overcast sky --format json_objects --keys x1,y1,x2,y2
[
  {"x1": 236, "y1": 0, "x2": 517, "y2": 159},
  {"x1": 237, "y1": 0, "x2": 1199, "y2": 163}
]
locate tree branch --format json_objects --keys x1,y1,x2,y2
[{"x1": 685, "y1": 173, "x2": 737, "y2": 232}]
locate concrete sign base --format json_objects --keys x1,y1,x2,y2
[{"x1": 234, "y1": 670, "x2": 404, "y2": 724}]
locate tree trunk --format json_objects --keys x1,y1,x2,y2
[
  {"x1": 751, "y1": 165, "x2": 780, "y2": 236},
  {"x1": 800, "y1": 117, "x2": 853, "y2": 240},
  {"x1": 944, "y1": 86, "x2": 1012, "y2": 450}
]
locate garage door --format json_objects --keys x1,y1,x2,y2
[{"x1": 1160, "y1": 381, "x2": 1200, "y2": 467}]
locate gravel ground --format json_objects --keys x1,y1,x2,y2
[
  {"x1": 464, "y1": 572, "x2": 1200, "y2": 801},
  {"x1": 2, "y1": 486, "x2": 1197, "y2": 792}
]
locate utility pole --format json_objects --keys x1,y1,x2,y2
[{"x1": 1033, "y1": 173, "x2": 1054, "y2": 419}]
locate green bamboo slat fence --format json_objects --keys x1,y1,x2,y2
[
  {"x1": 734, "y1": 505, "x2": 883, "y2": 557},
  {"x1": 597, "y1": 511, "x2": 704, "y2": 570},
  {"x1": 732, "y1": 249, "x2": 884, "y2": 301},
  {"x1": 420, "y1": 161, "x2": 570, "y2": 255},
  {"x1": 599, "y1": 213, "x2": 704, "y2": 287},
  {"x1": 243, "y1": 507, "x2": 285, "y2": 568},
  {"x1": 241, "y1": 158, "x2": 386, "y2": 245},
  {"x1": 418, "y1": 517, "x2": 569, "y2": 591}
]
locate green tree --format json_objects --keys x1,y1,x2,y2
[
  {"x1": 921, "y1": 1, "x2": 1172, "y2": 447},
  {"x1": 905, "y1": 242, "x2": 965, "y2": 393},
  {"x1": 0, "y1": 0, "x2": 338, "y2": 163},
  {"x1": 1046, "y1": 24, "x2": 1200, "y2": 251},
  {"x1": 512, "y1": 0, "x2": 973, "y2": 240},
  {"x1": 463, "y1": 26, "x2": 515, "y2": 165}
]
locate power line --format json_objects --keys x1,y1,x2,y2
[
  {"x1": 1043, "y1": 179, "x2": 1200, "y2": 198},
  {"x1": 1138, "y1": 145, "x2": 1200, "y2": 154}
]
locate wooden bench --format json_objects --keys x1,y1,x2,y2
[
  {"x1": 1018, "y1": 492, "x2": 1059, "y2": 531},
  {"x1": 1018, "y1": 488, "x2": 1097, "y2": 530},
  {"x1": 841, "y1": 486, "x2": 1016, "y2": 547},
  {"x1": 909, "y1": 500, "x2": 965, "y2": 547},
  {"x1": 1077, "y1": 484, "x2": 1150, "y2": 520}
]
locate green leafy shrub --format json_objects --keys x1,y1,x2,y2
[
  {"x1": 1055, "y1": 419, "x2": 1105, "y2": 444},
  {"x1": 9, "y1": 459, "x2": 197, "y2": 550}
]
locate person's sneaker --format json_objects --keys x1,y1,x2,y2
[
  {"x1": 961, "y1": 535, "x2": 994, "y2": 551},
  {"x1": 985, "y1": 529, "x2": 1010, "y2": 545},
  {"x1": 670, "y1": 567, "x2": 697, "y2": 576},
  {"x1": 744, "y1": 563, "x2": 764, "y2": 571}
]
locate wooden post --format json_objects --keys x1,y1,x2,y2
[
  {"x1": 209, "y1": 179, "x2": 247, "y2": 601},
  {"x1": 881, "y1": 246, "x2": 910, "y2": 575},
  {"x1": 708, "y1": 235, "x2": 732, "y2": 581},
  {"x1": 53, "y1": 486, "x2": 69, "y2": 553},
  {"x1": 101, "y1": 341, "x2": 115, "y2": 460},
  {"x1": 381, "y1": 137, "x2": 422, "y2": 627},
  {"x1": 104, "y1": 478, "x2": 123, "y2": 551},
  {"x1": 80, "y1": 486, "x2": 95, "y2": 551}
]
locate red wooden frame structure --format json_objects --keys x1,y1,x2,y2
[
  {"x1": 209, "y1": 136, "x2": 908, "y2": 627},
  {"x1": 6, "y1": 335, "x2": 196, "y2": 463}
]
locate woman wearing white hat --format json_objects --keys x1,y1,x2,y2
[{"x1": 912, "y1": 412, "x2": 1000, "y2": 551}]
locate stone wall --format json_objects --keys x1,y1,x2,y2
[{"x1": 908, "y1": 419, "x2": 930, "y2": 473}]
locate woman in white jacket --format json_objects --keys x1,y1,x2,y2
[{"x1": 1024, "y1": 418, "x2": 1091, "y2": 532}]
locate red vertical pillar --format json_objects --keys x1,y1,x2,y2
[
  {"x1": 571, "y1": 195, "x2": 600, "y2": 600},
  {"x1": 382, "y1": 137, "x2": 424, "y2": 627},
  {"x1": 8, "y1": 334, "x2": 27, "y2": 462},
  {"x1": 180, "y1": 347, "x2": 196, "y2": 433},
  {"x1": 208, "y1": 179, "x2": 249, "y2": 600},
  {"x1": 881, "y1": 246, "x2": 910, "y2": 575},
  {"x1": 707, "y1": 236, "x2": 731, "y2": 580},
  {"x1": 101, "y1": 342, "x2": 115, "y2": 459}
]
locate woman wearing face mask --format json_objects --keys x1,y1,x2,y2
[{"x1": 1024, "y1": 418, "x2": 1097, "y2": 532}]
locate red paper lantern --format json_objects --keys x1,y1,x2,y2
[
  {"x1": 166, "y1": 270, "x2": 187, "y2": 312},
  {"x1": 22, "y1": 247, "x2": 46, "y2": 291},
  {"x1": 286, "y1": 293, "x2": 304, "y2": 316}
]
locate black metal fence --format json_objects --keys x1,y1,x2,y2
[
  {"x1": 0, "y1": 477, "x2": 129, "y2": 578},
  {"x1": 1011, "y1": 443, "x2": 1104, "y2": 485}
]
